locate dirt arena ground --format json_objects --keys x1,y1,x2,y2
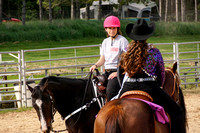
[{"x1": 0, "y1": 88, "x2": 199, "y2": 133}]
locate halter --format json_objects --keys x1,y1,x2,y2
[
  {"x1": 50, "y1": 71, "x2": 104, "y2": 133},
  {"x1": 165, "y1": 68, "x2": 180, "y2": 103}
]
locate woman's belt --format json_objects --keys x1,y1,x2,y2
[
  {"x1": 126, "y1": 77, "x2": 156, "y2": 82},
  {"x1": 105, "y1": 69, "x2": 117, "y2": 72}
]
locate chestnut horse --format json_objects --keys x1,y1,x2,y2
[{"x1": 94, "y1": 62, "x2": 187, "y2": 133}]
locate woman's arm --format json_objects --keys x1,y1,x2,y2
[
  {"x1": 90, "y1": 55, "x2": 105, "y2": 72},
  {"x1": 156, "y1": 49, "x2": 165, "y2": 87}
]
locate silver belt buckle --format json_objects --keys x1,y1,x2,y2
[
  {"x1": 137, "y1": 78, "x2": 143, "y2": 82},
  {"x1": 127, "y1": 78, "x2": 136, "y2": 82}
]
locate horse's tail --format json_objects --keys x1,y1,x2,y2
[
  {"x1": 179, "y1": 87, "x2": 188, "y2": 129},
  {"x1": 105, "y1": 105, "x2": 124, "y2": 133}
]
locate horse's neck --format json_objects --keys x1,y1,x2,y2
[{"x1": 52, "y1": 79, "x2": 94, "y2": 117}]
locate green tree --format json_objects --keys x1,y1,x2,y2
[
  {"x1": 22, "y1": 0, "x2": 26, "y2": 25},
  {"x1": 38, "y1": 0, "x2": 43, "y2": 20},
  {"x1": 0, "y1": 0, "x2": 2, "y2": 24}
]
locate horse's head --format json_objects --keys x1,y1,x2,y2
[
  {"x1": 163, "y1": 62, "x2": 181, "y2": 103},
  {"x1": 27, "y1": 81, "x2": 53, "y2": 133}
]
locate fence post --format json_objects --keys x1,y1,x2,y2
[
  {"x1": 175, "y1": 42, "x2": 180, "y2": 74},
  {"x1": 198, "y1": 43, "x2": 200, "y2": 88},
  {"x1": 18, "y1": 51, "x2": 23, "y2": 108},
  {"x1": 173, "y1": 42, "x2": 176, "y2": 62},
  {"x1": 195, "y1": 61, "x2": 198, "y2": 87},
  {"x1": 74, "y1": 48, "x2": 77, "y2": 77},
  {"x1": 21, "y1": 50, "x2": 27, "y2": 107},
  {"x1": 49, "y1": 50, "x2": 52, "y2": 75},
  {"x1": 183, "y1": 72, "x2": 187, "y2": 89}
]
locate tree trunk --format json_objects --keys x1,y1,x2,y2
[
  {"x1": 98, "y1": 0, "x2": 102, "y2": 20},
  {"x1": 71, "y1": 0, "x2": 75, "y2": 20},
  {"x1": 86, "y1": 1, "x2": 90, "y2": 20},
  {"x1": 49, "y1": 0, "x2": 52, "y2": 23},
  {"x1": 118, "y1": 0, "x2": 122, "y2": 19},
  {"x1": 181, "y1": 0, "x2": 185, "y2": 22},
  {"x1": 39, "y1": 0, "x2": 43, "y2": 21},
  {"x1": 159, "y1": 0, "x2": 162, "y2": 18},
  {"x1": 22, "y1": 0, "x2": 26, "y2": 25},
  {"x1": 75, "y1": 0, "x2": 80, "y2": 19},
  {"x1": 0, "y1": 0, "x2": 2, "y2": 24},
  {"x1": 170, "y1": 0, "x2": 174, "y2": 21},
  {"x1": 175, "y1": 0, "x2": 178, "y2": 22},
  {"x1": 195, "y1": 0, "x2": 197, "y2": 22},
  {"x1": 165, "y1": 0, "x2": 168, "y2": 22}
]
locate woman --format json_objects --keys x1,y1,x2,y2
[
  {"x1": 116, "y1": 19, "x2": 186, "y2": 133},
  {"x1": 90, "y1": 16, "x2": 129, "y2": 101}
]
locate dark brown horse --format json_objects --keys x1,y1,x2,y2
[
  {"x1": 163, "y1": 62, "x2": 187, "y2": 130},
  {"x1": 163, "y1": 62, "x2": 181, "y2": 103},
  {"x1": 94, "y1": 62, "x2": 187, "y2": 133},
  {"x1": 27, "y1": 75, "x2": 103, "y2": 133}
]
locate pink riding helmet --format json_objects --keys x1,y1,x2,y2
[{"x1": 104, "y1": 16, "x2": 120, "y2": 28}]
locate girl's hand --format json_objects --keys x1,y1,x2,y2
[
  {"x1": 90, "y1": 65, "x2": 97, "y2": 72},
  {"x1": 108, "y1": 72, "x2": 117, "y2": 79}
]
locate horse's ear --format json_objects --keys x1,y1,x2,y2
[
  {"x1": 27, "y1": 83, "x2": 33, "y2": 93},
  {"x1": 42, "y1": 79, "x2": 49, "y2": 92},
  {"x1": 173, "y1": 62, "x2": 177, "y2": 73}
]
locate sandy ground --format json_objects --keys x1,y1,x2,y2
[{"x1": 0, "y1": 89, "x2": 199, "y2": 133}]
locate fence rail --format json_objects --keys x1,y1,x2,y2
[{"x1": 0, "y1": 41, "x2": 199, "y2": 110}]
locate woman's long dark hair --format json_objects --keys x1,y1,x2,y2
[{"x1": 120, "y1": 40, "x2": 149, "y2": 77}]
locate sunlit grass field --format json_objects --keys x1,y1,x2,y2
[{"x1": 0, "y1": 35, "x2": 199, "y2": 62}]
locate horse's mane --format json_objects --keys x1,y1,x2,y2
[{"x1": 38, "y1": 76, "x2": 87, "y2": 86}]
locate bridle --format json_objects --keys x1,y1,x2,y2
[
  {"x1": 49, "y1": 71, "x2": 104, "y2": 133},
  {"x1": 165, "y1": 68, "x2": 180, "y2": 103}
]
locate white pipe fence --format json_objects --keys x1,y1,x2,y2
[{"x1": 0, "y1": 41, "x2": 199, "y2": 110}]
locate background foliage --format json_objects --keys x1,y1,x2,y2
[
  {"x1": 1, "y1": 19, "x2": 200, "y2": 42},
  {"x1": 2, "y1": 0, "x2": 200, "y2": 21}
]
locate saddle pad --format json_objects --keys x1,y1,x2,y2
[{"x1": 130, "y1": 98, "x2": 169, "y2": 124}]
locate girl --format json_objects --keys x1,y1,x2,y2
[{"x1": 90, "y1": 16, "x2": 129, "y2": 101}]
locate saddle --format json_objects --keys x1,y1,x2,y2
[
  {"x1": 120, "y1": 90, "x2": 153, "y2": 102},
  {"x1": 93, "y1": 75, "x2": 108, "y2": 94},
  {"x1": 120, "y1": 90, "x2": 171, "y2": 133}
]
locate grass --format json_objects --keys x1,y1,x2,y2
[
  {"x1": 0, "y1": 35, "x2": 200, "y2": 51},
  {"x1": 1, "y1": 19, "x2": 200, "y2": 42}
]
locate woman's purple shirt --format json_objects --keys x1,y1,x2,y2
[{"x1": 144, "y1": 48, "x2": 165, "y2": 87}]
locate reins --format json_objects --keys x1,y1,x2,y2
[
  {"x1": 165, "y1": 69, "x2": 176, "y2": 97},
  {"x1": 51, "y1": 71, "x2": 101, "y2": 133},
  {"x1": 165, "y1": 68, "x2": 180, "y2": 103}
]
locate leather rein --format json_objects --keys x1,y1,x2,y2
[
  {"x1": 165, "y1": 68, "x2": 180, "y2": 103},
  {"x1": 50, "y1": 71, "x2": 103, "y2": 133}
]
